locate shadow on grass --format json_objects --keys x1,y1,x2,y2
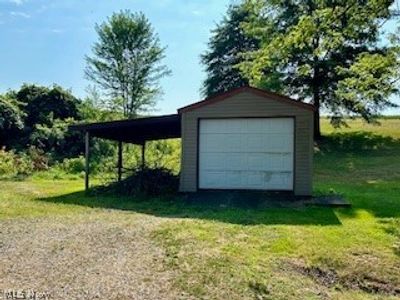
[
  {"x1": 37, "y1": 131, "x2": 400, "y2": 226},
  {"x1": 317, "y1": 131, "x2": 400, "y2": 155},
  {"x1": 36, "y1": 190, "x2": 343, "y2": 226},
  {"x1": 315, "y1": 131, "x2": 400, "y2": 219}
]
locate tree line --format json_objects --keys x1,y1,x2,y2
[
  {"x1": 0, "y1": 84, "x2": 121, "y2": 167},
  {"x1": 85, "y1": 3, "x2": 399, "y2": 139},
  {"x1": 1, "y1": 0, "x2": 399, "y2": 159}
]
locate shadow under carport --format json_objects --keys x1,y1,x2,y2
[{"x1": 36, "y1": 189, "x2": 343, "y2": 226}]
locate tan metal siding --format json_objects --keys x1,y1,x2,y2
[{"x1": 179, "y1": 91, "x2": 314, "y2": 196}]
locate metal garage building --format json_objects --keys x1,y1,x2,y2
[
  {"x1": 178, "y1": 87, "x2": 314, "y2": 196},
  {"x1": 71, "y1": 86, "x2": 314, "y2": 196}
]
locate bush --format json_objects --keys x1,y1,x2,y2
[
  {"x1": 57, "y1": 156, "x2": 85, "y2": 174},
  {"x1": 0, "y1": 147, "x2": 34, "y2": 177},
  {"x1": 26, "y1": 146, "x2": 49, "y2": 171},
  {"x1": 93, "y1": 167, "x2": 179, "y2": 197},
  {"x1": 14, "y1": 152, "x2": 34, "y2": 175},
  {"x1": 0, "y1": 148, "x2": 17, "y2": 176}
]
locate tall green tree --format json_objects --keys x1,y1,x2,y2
[
  {"x1": 240, "y1": 0, "x2": 400, "y2": 138},
  {"x1": 201, "y1": 3, "x2": 263, "y2": 97},
  {"x1": 85, "y1": 10, "x2": 170, "y2": 118},
  {"x1": 15, "y1": 84, "x2": 80, "y2": 128},
  {"x1": 3, "y1": 84, "x2": 81, "y2": 156},
  {"x1": 0, "y1": 95, "x2": 25, "y2": 148}
]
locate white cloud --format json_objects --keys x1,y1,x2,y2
[
  {"x1": 10, "y1": 11, "x2": 30, "y2": 18},
  {"x1": 50, "y1": 28, "x2": 64, "y2": 34},
  {"x1": 191, "y1": 10, "x2": 204, "y2": 16}
]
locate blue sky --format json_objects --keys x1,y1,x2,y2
[{"x1": 0, "y1": 0, "x2": 399, "y2": 115}]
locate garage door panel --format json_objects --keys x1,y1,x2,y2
[
  {"x1": 202, "y1": 153, "x2": 293, "y2": 172},
  {"x1": 202, "y1": 153, "x2": 247, "y2": 171},
  {"x1": 267, "y1": 153, "x2": 293, "y2": 171},
  {"x1": 225, "y1": 171, "x2": 242, "y2": 186},
  {"x1": 246, "y1": 134, "x2": 267, "y2": 152},
  {"x1": 268, "y1": 119, "x2": 294, "y2": 133},
  {"x1": 268, "y1": 172, "x2": 292, "y2": 188},
  {"x1": 263, "y1": 134, "x2": 292, "y2": 152},
  {"x1": 199, "y1": 118, "x2": 294, "y2": 190},
  {"x1": 199, "y1": 171, "x2": 226, "y2": 188},
  {"x1": 200, "y1": 120, "x2": 225, "y2": 133},
  {"x1": 200, "y1": 133, "x2": 247, "y2": 152},
  {"x1": 201, "y1": 153, "x2": 225, "y2": 170},
  {"x1": 199, "y1": 134, "x2": 220, "y2": 152},
  {"x1": 199, "y1": 170, "x2": 293, "y2": 190},
  {"x1": 225, "y1": 134, "x2": 245, "y2": 151},
  {"x1": 225, "y1": 153, "x2": 247, "y2": 170},
  {"x1": 247, "y1": 172, "x2": 265, "y2": 187},
  {"x1": 246, "y1": 119, "x2": 264, "y2": 132},
  {"x1": 227, "y1": 120, "x2": 247, "y2": 133}
]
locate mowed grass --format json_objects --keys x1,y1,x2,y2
[{"x1": 0, "y1": 118, "x2": 399, "y2": 299}]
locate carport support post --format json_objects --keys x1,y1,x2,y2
[
  {"x1": 117, "y1": 141, "x2": 123, "y2": 182},
  {"x1": 141, "y1": 141, "x2": 146, "y2": 170},
  {"x1": 85, "y1": 131, "x2": 90, "y2": 192},
  {"x1": 139, "y1": 141, "x2": 146, "y2": 192}
]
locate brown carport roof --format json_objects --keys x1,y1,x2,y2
[{"x1": 70, "y1": 114, "x2": 181, "y2": 144}]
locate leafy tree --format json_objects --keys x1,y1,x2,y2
[
  {"x1": 0, "y1": 95, "x2": 25, "y2": 148},
  {"x1": 85, "y1": 10, "x2": 170, "y2": 118},
  {"x1": 201, "y1": 3, "x2": 263, "y2": 97},
  {"x1": 240, "y1": 0, "x2": 400, "y2": 138},
  {"x1": 15, "y1": 84, "x2": 80, "y2": 128},
  {"x1": 78, "y1": 87, "x2": 124, "y2": 122},
  {"x1": 29, "y1": 117, "x2": 82, "y2": 160},
  {"x1": 2, "y1": 84, "x2": 81, "y2": 156}
]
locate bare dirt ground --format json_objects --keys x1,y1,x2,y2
[{"x1": 0, "y1": 211, "x2": 180, "y2": 300}]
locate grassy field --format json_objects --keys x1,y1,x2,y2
[{"x1": 0, "y1": 118, "x2": 399, "y2": 299}]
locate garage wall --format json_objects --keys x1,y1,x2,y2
[{"x1": 179, "y1": 91, "x2": 314, "y2": 196}]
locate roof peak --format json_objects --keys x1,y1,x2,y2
[{"x1": 178, "y1": 86, "x2": 315, "y2": 113}]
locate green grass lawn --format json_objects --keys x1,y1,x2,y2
[{"x1": 0, "y1": 118, "x2": 399, "y2": 299}]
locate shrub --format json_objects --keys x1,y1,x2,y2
[
  {"x1": 0, "y1": 147, "x2": 17, "y2": 176},
  {"x1": 26, "y1": 146, "x2": 49, "y2": 171},
  {"x1": 57, "y1": 156, "x2": 85, "y2": 174},
  {"x1": 0, "y1": 147, "x2": 34, "y2": 177},
  {"x1": 13, "y1": 152, "x2": 34, "y2": 175}
]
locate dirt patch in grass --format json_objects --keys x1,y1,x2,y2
[
  {"x1": 343, "y1": 275, "x2": 400, "y2": 296},
  {"x1": 288, "y1": 260, "x2": 400, "y2": 297}
]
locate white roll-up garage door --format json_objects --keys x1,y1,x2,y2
[{"x1": 199, "y1": 118, "x2": 294, "y2": 190}]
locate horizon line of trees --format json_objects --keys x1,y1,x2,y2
[
  {"x1": 0, "y1": 83, "x2": 180, "y2": 178},
  {"x1": 2, "y1": 1, "x2": 400, "y2": 159},
  {"x1": 0, "y1": 84, "x2": 119, "y2": 157}
]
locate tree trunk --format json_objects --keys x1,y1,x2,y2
[
  {"x1": 313, "y1": 106, "x2": 321, "y2": 140},
  {"x1": 312, "y1": 80, "x2": 322, "y2": 140},
  {"x1": 312, "y1": 54, "x2": 322, "y2": 140}
]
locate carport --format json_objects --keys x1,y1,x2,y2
[
  {"x1": 70, "y1": 114, "x2": 181, "y2": 191},
  {"x1": 71, "y1": 86, "x2": 314, "y2": 196}
]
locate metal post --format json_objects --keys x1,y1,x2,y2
[
  {"x1": 117, "y1": 141, "x2": 123, "y2": 181},
  {"x1": 141, "y1": 141, "x2": 146, "y2": 170},
  {"x1": 85, "y1": 131, "x2": 90, "y2": 192}
]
